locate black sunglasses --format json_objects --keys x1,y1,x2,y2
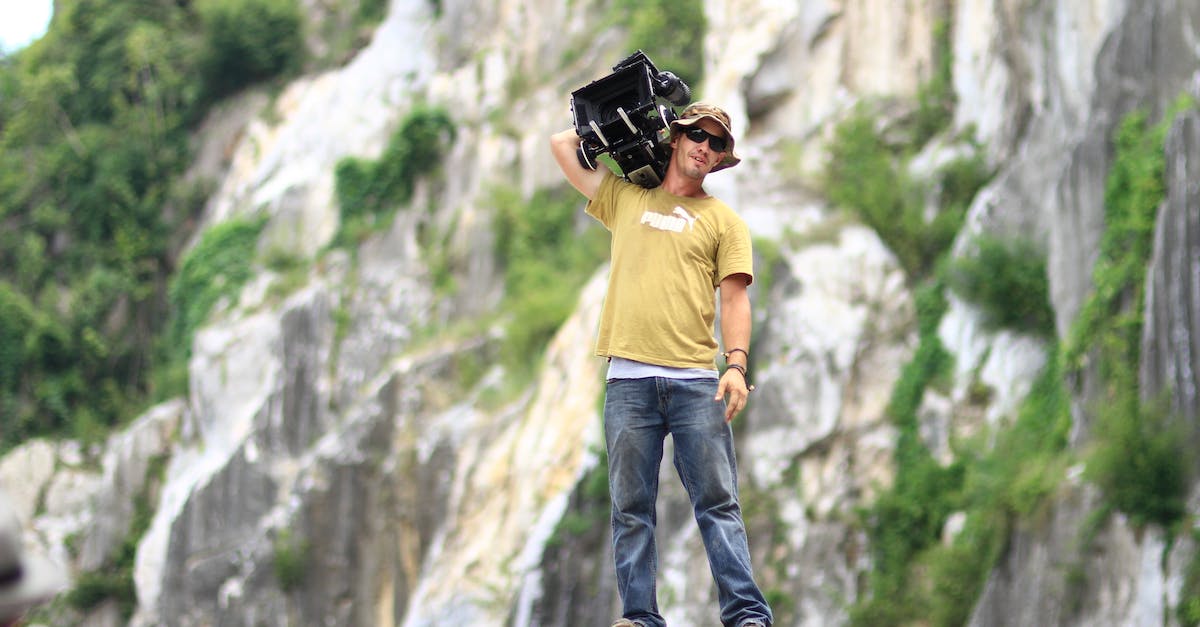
[{"x1": 683, "y1": 127, "x2": 729, "y2": 152}]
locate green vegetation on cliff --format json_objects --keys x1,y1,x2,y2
[
  {"x1": 837, "y1": 86, "x2": 1195, "y2": 625},
  {"x1": 0, "y1": 0, "x2": 308, "y2": 452}
]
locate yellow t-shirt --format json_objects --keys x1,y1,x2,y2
[{"x1": 586, "y1": 172, "x2": 754, "y2": 369}]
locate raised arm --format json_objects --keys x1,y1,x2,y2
[{"x1": 550, "y1": 128, "x2": 607, "y2": 199}]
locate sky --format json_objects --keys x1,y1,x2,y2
[{"x1": 0, "y1": 0, "x2": 53, "y2": 53}]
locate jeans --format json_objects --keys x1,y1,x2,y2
[{"x1": 604, "y1": 377, "x2": 772, "y2": 627}]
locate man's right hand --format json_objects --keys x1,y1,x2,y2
[{"x1": 549, "y1": 128, "x2": 606, "y2": 199}]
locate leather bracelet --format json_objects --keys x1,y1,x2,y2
[
  {"x1": 723, "y1": 363, "x2": 755, "y2": 392},
  {"x1": 723, "y1": 348, "x2": 749, "y2": 362}
]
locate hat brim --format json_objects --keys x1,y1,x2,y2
[
  {"x1": 0, "y1": 553, "x2": 69, "y2": 618},
  {"x1": 670, "y1": 115, "x2": 742, "y2": 171}
]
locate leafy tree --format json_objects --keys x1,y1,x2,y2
[
  {"x1": 198, "y1": 0, "x2": 306, "y2": 100},
  {"x1": 0, "y1": 0, "x2": 308, "y2": 451}
]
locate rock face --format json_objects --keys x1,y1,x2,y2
[
  {"x1": 1143, "y1": 110, "x2": 1200, "y2": 447},
  {"x1": 3, "y1": 0, "x2": 1200, "y2": 626}
]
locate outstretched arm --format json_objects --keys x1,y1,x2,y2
[
  {"x1": 716, "y1": 273, "x2": 753, "y2": 422},
  {"x1": 550, "y1": 128, "x2": 607, "y2": 199}
]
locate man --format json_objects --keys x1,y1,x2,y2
[
  {"x1": 1, "y1": 491, "x2": 68, "y2": 627},
  {"x1": 550, "y1": 102, "x2": 772, "y2": 627}
]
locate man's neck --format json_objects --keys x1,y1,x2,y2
[{"x1": 660, "y1": 172, "x2": 708, "y2": 199}]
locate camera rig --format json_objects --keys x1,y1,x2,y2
[{"x1": 570, "y1": 51, "x2": 692, "y2": 188}]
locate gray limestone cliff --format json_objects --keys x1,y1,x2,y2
[{"x1": 2, "y1": 0, "x2": 1200, "y2": 626}]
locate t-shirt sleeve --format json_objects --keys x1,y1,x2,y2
[
  {"x1": 716, "y1": 217, "x2": 754, "y2": 287},
  {"x1": 584, "y1": 170, "x2": 621, "y2": 229}
]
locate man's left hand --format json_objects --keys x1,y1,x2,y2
[{"x1": 716, "y1": 370, "x2": 751, "y2": 422}]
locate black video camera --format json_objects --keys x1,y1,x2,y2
[{"x1": 570, "y1": 51, "x2": 692, "y2": 188}]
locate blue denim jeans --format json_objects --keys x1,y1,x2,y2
[{"x1": 604, "y1": 377, "x2": 772, "y2": 627}]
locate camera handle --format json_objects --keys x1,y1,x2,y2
[
  {"x1": 589, "y1": 120, "x2": 610, "y2": 147},
  {"x1": 617, "y1": 107, "x2": 639, "y2": 135}
]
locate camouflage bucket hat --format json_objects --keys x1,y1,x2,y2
[{"x1": 669, "y1": 102, "x2": 742, "y2": 171}]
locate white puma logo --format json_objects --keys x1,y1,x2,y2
[
  {"x1": 640, "y1": 206, "x2": 699, "y2": 233},
  {"x1": 672, "y1": 207, "x2": 698, "y2": 230}
]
